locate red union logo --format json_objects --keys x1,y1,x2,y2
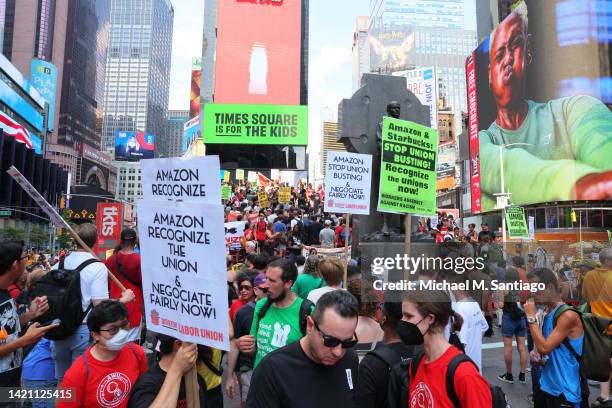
[{"x1": 101, "y1": 206, "x2": 119, "y2": 236}]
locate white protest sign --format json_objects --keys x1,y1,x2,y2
[
  {"x1": 137, "y1": 200, "x2": 229, "y2": 350},
  {"x1": 225, "y1": 221, "x2": 246, "y2": 250},
  {"x1": 247, "y1": 171, "x2": 257, "y2": 183},
  {"x1": 324, "y1": 151, "x2": 372, "y2": 215},
  {"x1": 141, "y1": 156, "x2": 221, "y2": 204},
  {"x1": 302, "y1": 246, "x2": 352, "y2": 262},
  {"x1": 528, "y1": 216, "x2": 535, "y2": 240},
  {"x1": 7, "y1": 166, "x2": 69, "y2": 228}
]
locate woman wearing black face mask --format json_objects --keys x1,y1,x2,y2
[{"x1": 399, "y1": 289, "x2": 492, "y2": 407}]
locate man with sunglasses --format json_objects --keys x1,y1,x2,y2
[
  {"x1": 246, "y1": 290, "x2": 359, "y2": 408},
  {"x1": 58, "y1": 300, "x2": 147, "y2": 408}
]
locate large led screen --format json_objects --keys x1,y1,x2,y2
[{"x1": 115, "y1": 131, "x2": 155, "y2": 161}]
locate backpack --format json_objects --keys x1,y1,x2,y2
[
  {"x1": 409, "y1": 350, "x2": 508, "y2": 408},
  {"x1": 553, "y1": 304, "x2": 612, "y2": 382},
  {"x1": 29, "y1": 257, "x2": 101, "y2": 340},
  {"x1": 255, "y1": 298, "x2": 313, "y2": 336},
  {"x1": 368, "y1": 345, "x2": 415, "y2": 408}
]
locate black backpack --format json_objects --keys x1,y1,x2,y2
[
  {"x1": 367, "y1": 345, "x2": 415, "y2": 408},
  {"x1": 29, "y1": 257, "x2": 101, "y2": 340},
  {"x1": 409, "y1": 350, "x2": 509, "y2": 408},
  {"x1": 255, "y1": 297, "x2": 313, "y2": 336}
]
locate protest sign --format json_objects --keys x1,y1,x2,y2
[
  {"x1": 203, "y1": 104, "x2": 308, "y2": 145},
  {"x1": 141, "y1": 157, "x2": 221, "y2": 204},
  {"x1": 324, "y1": 151, "x2": 372, "y2": 215},
  {"x1": 236, "y1": 169, "x2": 244, "y2": 180},
  {"x1": 248, "y1": 171, "x2": 257, "y2": 183},
  {"x1": 138, "y1": 200, "x2": 229, "y2": 350},
  {"x1": 505, "y1": 206, "x2": 529, "y2": 239},
  {"x1": 302, "y1": 246, "x2": 352, "y2": 262},
  {"x1": 278, "y1": 187, "x2": 291, "y2": 204},
  {"x1": 224, "y1": 171, "x2": 231, "y2": 183},
  {"x1": 221, "y1": 185, "x2": 232, "y2": 201},
  {"x1": 529, "y1": 216, "x2": 535, "y2": 240},
  {"x1": 377, "y1": 118, "x2": 437, "y2": 215},
  {"x1": 225, "y1": 221, "x2": 246, "y2": 251},
  {"x1": 257, "y1": 191, "x2": 269, "y2": 208}
]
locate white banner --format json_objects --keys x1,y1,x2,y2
[
  {"x1": 7, "y1": 166, "x2": 69, "y2": 228},
  {"x1": 302, "y1": 245, "x2": 352, "y2": 262},
  {"x1": 137, "y1": 200, "x2": 229, "y2": 350},
  {"x1": 528, "y1": 216, "x2": 535, "y2": 240},
  {"x1": 141, "y1": 156, "x2": 221, "y2": 204},
  {"x1": 225, "y1": 221, "x2": 246, "y2": 250},
  {"x1": 247, "y1": 171, "x2": 257, "y2": 183},
  {"x1": 324, "y1": 151, "x2": 372, "y2": 215},
  {"x1": 405, "y1": 67, "x2": 438, "y2": 130}
]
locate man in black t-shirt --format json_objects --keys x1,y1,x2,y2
[
  {"x1": 246, "y1": 290, "x2": 359, "y2": 408},
  {"x1": 304, "y1": 215, "x2": 323, "y2": 246},
  {"x1": 128, "y1": 334, "x2": 207, "y2": 408},
  {"x1": 356, "y1": 302, "x2": 418, "y2": 408}
]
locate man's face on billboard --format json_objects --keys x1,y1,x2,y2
[{"x1": 488, "y1": 13, "x2": 528, "y2": 108}]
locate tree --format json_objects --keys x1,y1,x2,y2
[
  {"x1": 2, "y1": 227, "x2": 26, "y2": 241},
  {"x1": 57, "y1": 210, "x2": 77, "y2": 249},
  {"x1": 30, "y1": 225, "x2": 49, "y2": 249}
]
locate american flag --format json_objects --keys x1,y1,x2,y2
[{"x1": 0, "y1": 111, "x2": 32, "y2": 149}]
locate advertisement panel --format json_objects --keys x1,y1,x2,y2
[
  {"x1": 0, "y1": 110, "x2": 35, "y2": 150},
  {"x1": 183, "y1": 115, "x2": 200, "y2": 153},
  {"x1": 369, "y1": 25, "x2": 415, "y2": 73},
  {"x1": 467, "y1": 0, "x2": 612, "y2": 213},
  {"x1": 95, "y1": 203, "x2": 122, "y2": 258},
  {"x1": 30, "y1": 59, "x2": 58, "y2": 131},
  {"x1": 403, "y1": 67, "x2": 438, "y2": 130},
  {"x1": 215, "y1": 0, "x2": 302, "y2": 104},
  {"x1": 203, "y1": 104, "x2": 308, "y2": 145},
  {"x1": 190, "y1": 58, "x2": 201, "y2": 119},
  {"x1": 0, "y1": 80, "x2": 44, "y2": 132},
  {"x1": 115, "y1": 131, "x2": 155, "y2": 161}
]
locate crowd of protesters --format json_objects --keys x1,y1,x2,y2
[{"x1": 0, "y1": 177, "x2": 609, "y2": 408}]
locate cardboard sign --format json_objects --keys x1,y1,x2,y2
[
  {"x1": 225, "y1": 221, "x2": 246, "y2": 250},
  {"x1": 141, "y1": 157, "x2": 221, "y2": 204},
  {"x1": 257, "y1": 191, "x2": 269, "y2": 208},
  {"x1": 7, "y1": 166, "x2": 69, "y2": 228},
  {"x1": 138, "y1": 200, "x2": 229, "y2": 350},
  {"x1": 278, "y1": 187, "x2": 292, "y2": 204},
  {"x1": 506, "y1": 207, "x2": 529, "y2": 239},
  {"x1": 377, "y1": 118, "x2": 437, "y2": 215},
  {"x1": 236, "y1": 169, "x2": 244, "y2": 180},
  {"x1": 324, "y1": 151, "x2": 372, "y2": 215}
]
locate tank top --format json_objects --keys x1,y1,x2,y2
[{"x1": 539, "y1": 304, "x2": 584, "y2": 404}]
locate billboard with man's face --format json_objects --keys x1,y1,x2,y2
[
  {"x1": 467, "y1": 0, "x2": 612, "y2": 214},
  {"x1": 214, "y1": 0, "x2": 302, "y2": 104}
]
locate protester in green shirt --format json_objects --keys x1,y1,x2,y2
[
  {"x1": 291, "y1": 255, "x2": 324, "y2": 299},
  {"x1": 237, "y1": 259, "x2": 313, "y2": 369},
  {"x1": 478, "y1": 5, "x2": 612, "y2": 211}
]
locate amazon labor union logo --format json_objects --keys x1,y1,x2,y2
[
  {"x1": 409, "y1": 381, "x2": 433, "y2": 408},
  {"x1": 97, "y1": 372, "x2": 132, "y2": 407}
]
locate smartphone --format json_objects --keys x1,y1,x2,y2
[{"x1": 40, "y1": 318, "x2": 61, "y2": 327}]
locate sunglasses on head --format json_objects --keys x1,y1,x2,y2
[{"x1": 314, "y1": 320, "x2": 358, "y2": 349}]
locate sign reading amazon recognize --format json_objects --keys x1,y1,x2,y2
[{"x1": 203, "y1": 104, "x2": 308, "y2": 145}]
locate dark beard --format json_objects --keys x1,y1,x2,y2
[{"x1": 269, "y1": 289, "x2": 287, "y2": 303}]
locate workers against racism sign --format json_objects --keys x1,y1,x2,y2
[
  {"x1": 203, "y1": 104, "x2": 308, "y2": 145},
  {"x1": 138, "y1": 200, "x2": 229, "y2": 350},
  {"x1": 324, "y1": 151, "x2": 372, "y2": 215},
  {"x1": 221, "y1": 185, "x2": 232, "y2": 201},
  {"x1": 378, "y1": 118, "x2": 438, "y2": 215},
  {"x1": 225, "y1": 221, "x2": 246, "y2": 250},
  {"x1": 141, "y1": 156, "x2": 221, "y2": 203},
  {"x1": 505, "y1": 206, "x2": 529, "y2": 239}
]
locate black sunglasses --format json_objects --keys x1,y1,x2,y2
[
  {"x1": 239, "y1": 285, "x2": 253, "y2": 291},
  {"x1": 314, "y1": 320, "x2": 358, "y2": 349}
]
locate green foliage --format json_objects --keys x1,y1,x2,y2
[{"x1": 2, "y1": 227, "x2": 26, "y2": 241}]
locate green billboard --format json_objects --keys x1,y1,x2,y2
[
  {"x1": 377, "y1": 117, "x2": 438, "y2": 215},
  {"x1": 203, "y1": 104, "x2": 308, "y2": 145},
  {"x1": 505, "y1": 207, "x2": 529, "y2": 239}
]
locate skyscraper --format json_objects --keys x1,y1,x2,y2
[
  {"x1": 101, "y1": 0, "x2": 174, "y2": 156},
  {"x1": 201, "y1": 0, "x2": 217, "y2": 105},
  {"x1": 352, "y1": 16, "x2": 370, "y2": 92},
  {"x1": 165, "y1": 110, "x2": 189, "y2": 158}
]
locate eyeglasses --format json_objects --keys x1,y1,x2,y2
[
  {"x1": 19, "y1": 255, "x2": 28, "y2": 261},
  {"x1": 314, "y1": 320, "x2": 358, "y2": 349},
  {"x1": 239, "y1": 285, "x2": 253, "y2": 291},
  {"x1": 99, "y1": 320, "x2": 129, "y2": 336}
]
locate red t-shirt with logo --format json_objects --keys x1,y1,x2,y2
[
  {"x1": 58, "y1": 343, "x2": 147, "y2": 408},
  {"x1": 105, "y1": 252, "x2": 143, "y2": 328},
  {"x1": 408, "y1": 346, "x2": 491, "y2": 408}
]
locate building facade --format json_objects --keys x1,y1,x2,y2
[
  {"x1": 113, "y1": 159, "x2": 142, "y2": 204},
  {"x1": 201, "y1": 0, "x2": 217, "y2": 105},
  {"x1": 165, "y1": 109, "x2": 189, "y2": 158},
  {"x1": 320, "y1": 121, "x2": 346, "y2": 178},
  {"x1": 352, "y1": 16, "x2": 370, "y2": 92},
  {"x1": 101, "y1": 0, "x2": 173, "y2": 156}
]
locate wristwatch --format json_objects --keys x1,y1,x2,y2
[{"x1": 526, "y1": 315, "x2": 537, "y2": 324}]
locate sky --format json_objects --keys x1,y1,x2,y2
[{"x1": 168, "y1": 0, "x2": 478, "y2": 178}]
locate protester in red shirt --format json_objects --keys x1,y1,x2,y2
[
  {"x1": 58, "y1": 300, "x2": 147, "y2": 408},
  {"x1": 229, "y1": 271, "x2": 256, "y2": 321},
  {"x1": 398, "y1": 289, "x2": 492, "y2": 408},
  {"x1": 255, "y1": 212, "x2": 267, "y2": 252},
  {"x1": 105, "y1": 228, "x2": 143, "y2": 343}
]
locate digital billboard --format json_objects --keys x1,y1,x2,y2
[
  {"x1": 467, "y1": 0, "x2": 612, "y2": 214},
  {"x1": 114, "y1": 131, "x2": 155, "y2": 161},
  {"x1": 214, "y1": 0, "x2": 302, "y2": 104},
  {"x1": 30, "y1": 59, "x2": 58, "y2": 131},
  {"x1": 190, "y1": 58, "x2": 201, "y2": 119},
  {"x1": 369, "y1": 25, "x2": 415, "y2": 73},
  {"x1": 183, "y1": 115, "x2": 200, "y2": 153}
]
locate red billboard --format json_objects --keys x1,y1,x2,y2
[
  {"x1": 214, "y1": 0, "x2": 302, "y2": 104},
  {"x1": 94, "y1": 203, "x2": 122, "y2": 259}
]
